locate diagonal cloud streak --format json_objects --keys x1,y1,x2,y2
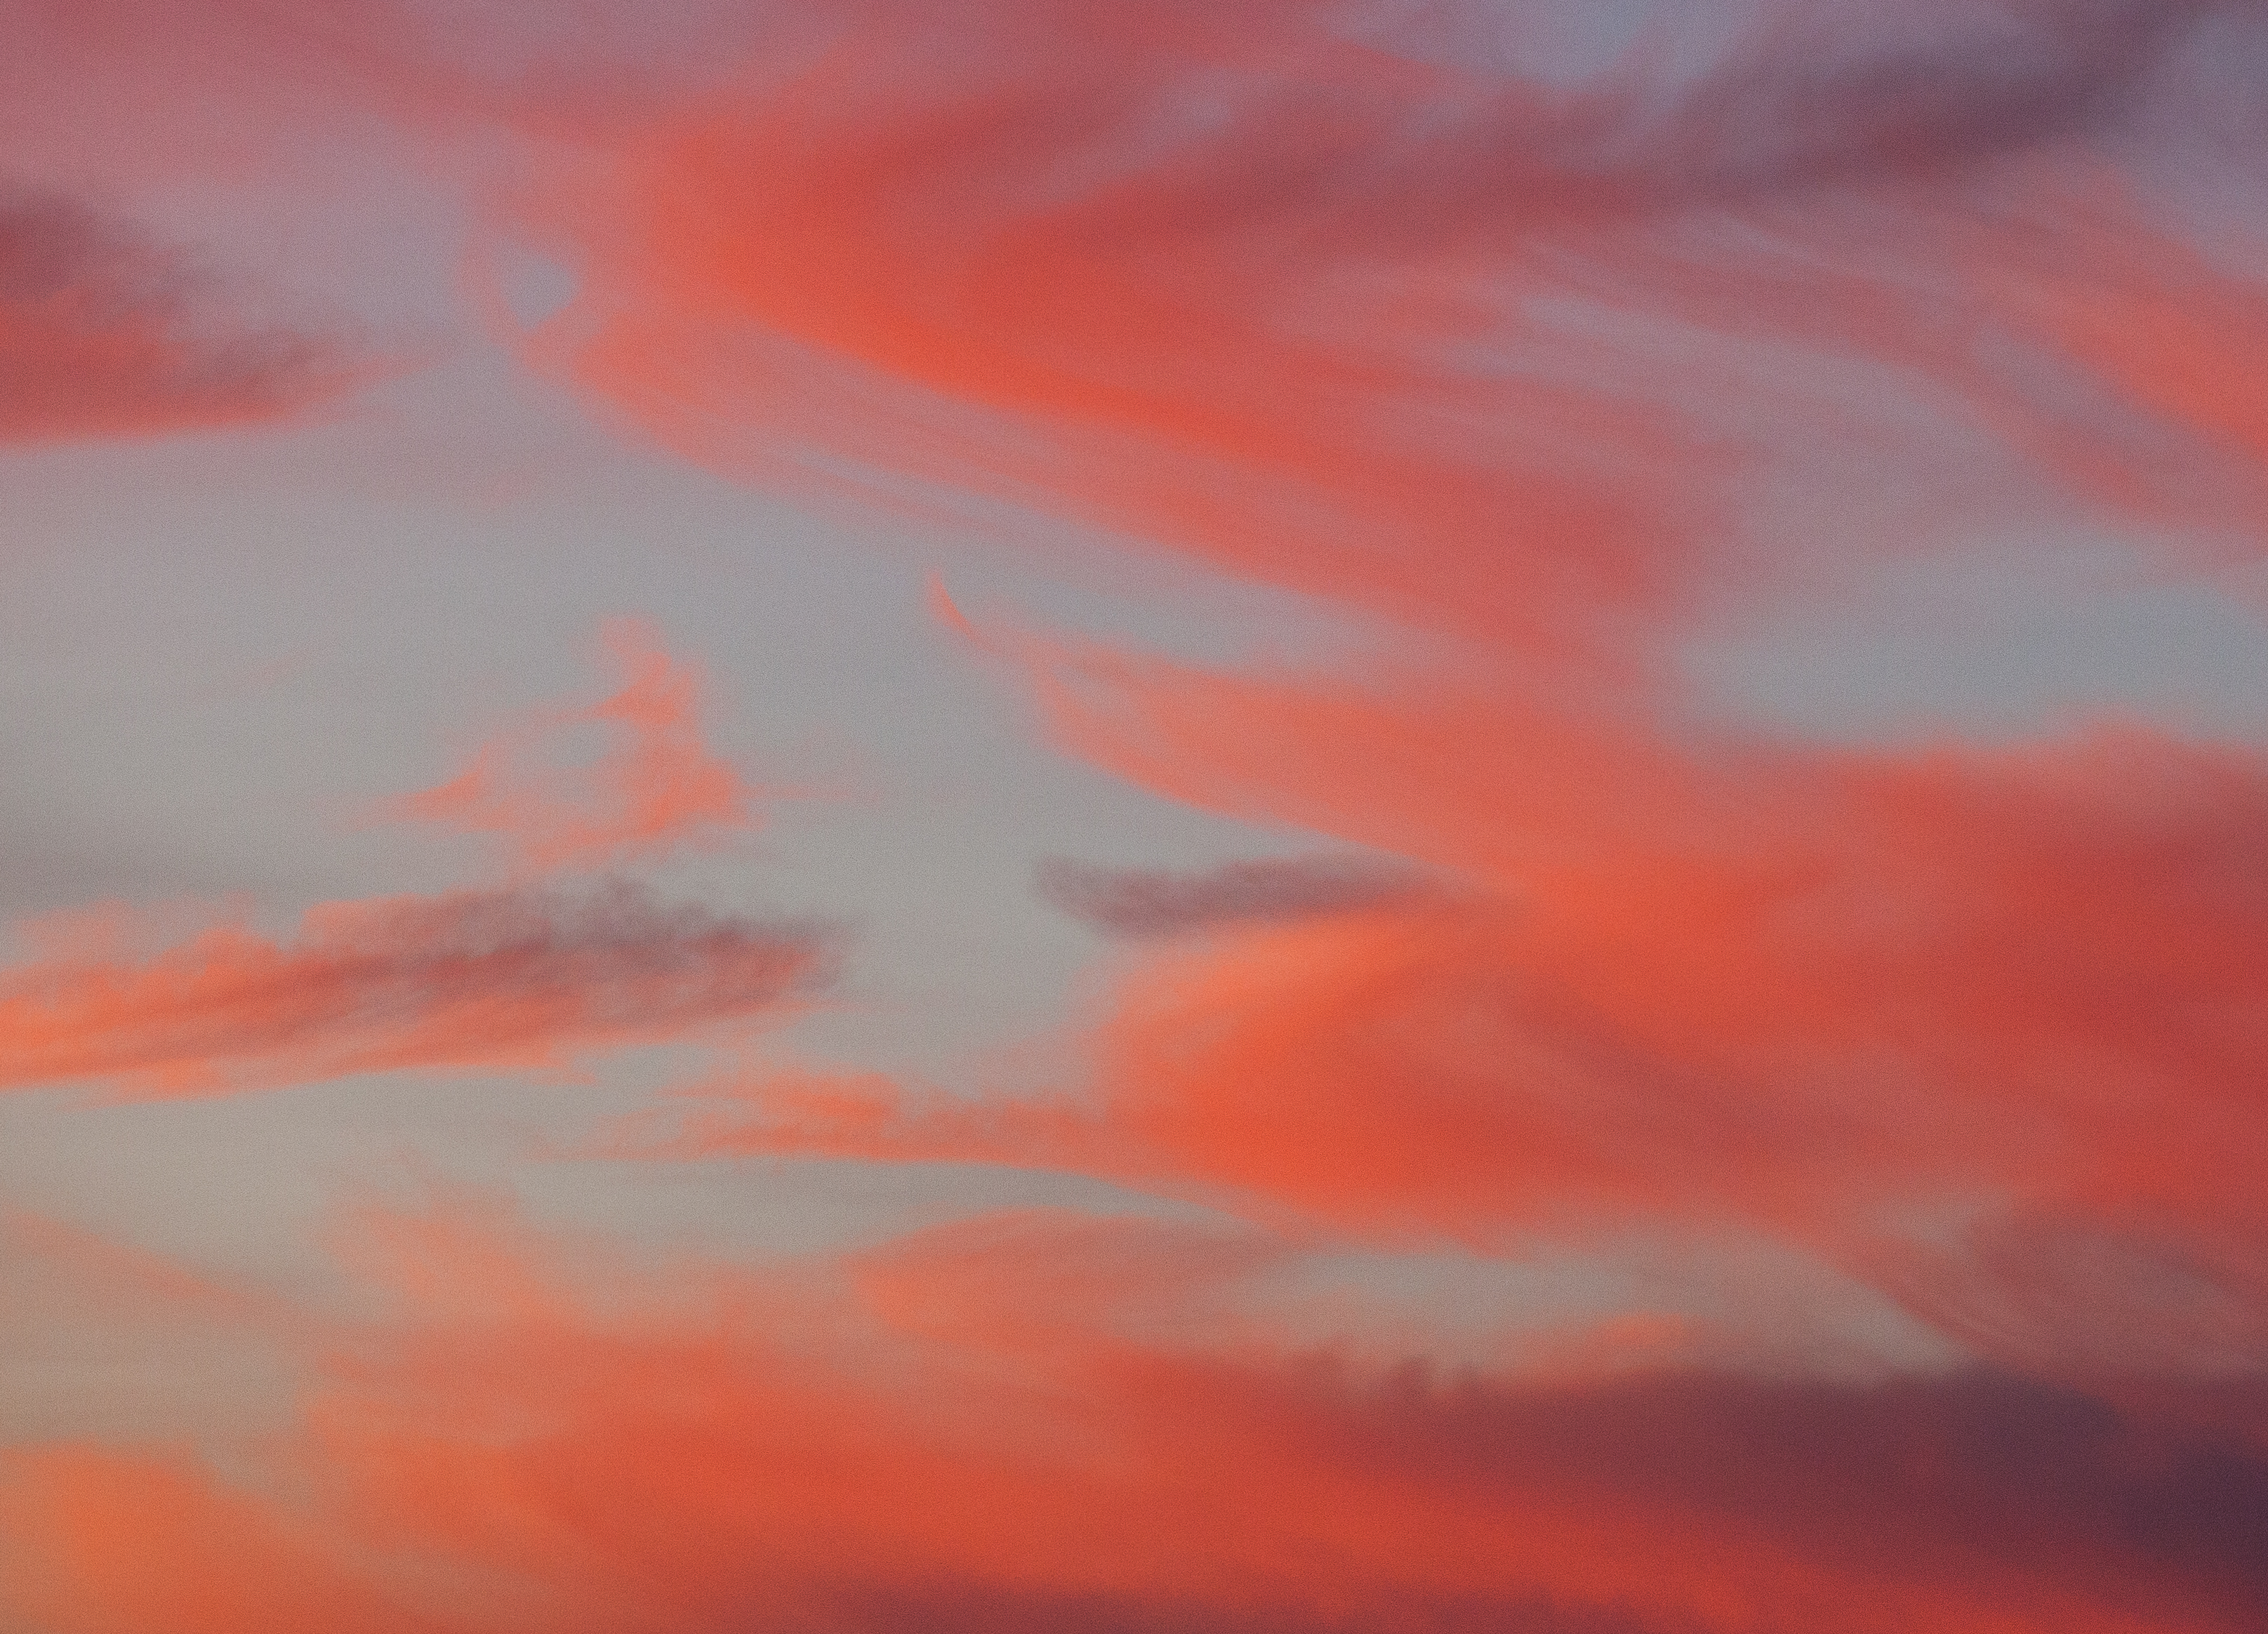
[
  {"x1": 0, "y1": 881, "x2": 834, "y2": 1099},
  {"x1": 513, "y1": 0, "x2": 2268, "y2": 670}
]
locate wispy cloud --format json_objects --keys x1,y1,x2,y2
[
  {"x1": 0, "y1": 191, "x2": 366, "y2": 444},
  {"x1": 0, "y1": 882, "x2": 832, "y2": 1098},
  {"x1": 7, "y1": 6, "x2": 2264, "y2": 1631},
  {"x1": 4, "y1": 1197, "x2": 2262, "y2": 1634},
  {"x1": 0, "y1": 618, "x2": 835, "y2": 1102},
  {"x1": 516, "y1": 0, "x2": 2268, "y2": 671},
  {"x1": 672, "y1": 616, "x2": 2268, "y2": 1381},
  {"x1": 392, "y1": 619, "x2": 764, "y2": 874}
]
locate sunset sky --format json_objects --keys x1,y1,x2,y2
[{"x1": 4, "y1": 4, "x2": 2267, "y2": 1631}]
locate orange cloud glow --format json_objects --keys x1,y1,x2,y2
[
  {"x1": 517, "y1": 1, "x2": 2268, "y2": 679},
  {"x1": 394, "y1": 620, "x2": 762, "y2": 874},
  {"x1": 0, "y1": 1447, "x2": 447, "y2": 1634},
  {"x1": 3, "y1": 1200, "x2": 2262, "y2": 1634},
  {"x1": 473, "y1": 0, "x2": 2268, "y2": 1407},
  {"x1": 8, "y1": 6, "x2": 2266, "y2": 1631},
  {"x1": 655, "y1": 621, "x2": 2268, "y2": 1380}
]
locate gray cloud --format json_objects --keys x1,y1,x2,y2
[{"x1": 1037, "y1": 853, "x2": 1434, "y2": 938}]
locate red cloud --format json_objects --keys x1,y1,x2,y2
[
  {"x1": 0, "y1": 882, "x2": 830, "y2": 1099},
  {"x1": 512, "y1": 1, "x2": 2268, "y2": 679},
  {"x1": 0, "y1": 1449, "x2": 449, "y2": 1634},
  {"x1": 652, "y1": 623, "x2": 2268, "y2": 1379},
  {"x1": 5, "y1": 6, "x2": 2262, "y2": 1626},
  {"x1": 3, "y1": 1200, "x2": 2262, "y2": 1634},
  {"x1": 394, "y1": 619, "x2": 762, "y2": 873},
  {"x1": 0, "y1": 191, "x2": 365, "y2": 444}
]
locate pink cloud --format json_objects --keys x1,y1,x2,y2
[{"x1": 394, "y1": 620, "x2": 762, "y2": 874}]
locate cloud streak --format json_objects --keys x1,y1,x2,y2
[
  {"x1": 0, "y1": 882, "x2": 831, "y2": 1098},
  {"x1": 460, "y1": 0, "x2": 2268, "y2": 1404},
  {"x1": 669, "y1": 625, "x2": 2268, "y2": 1379},
  {"x1": 513, "y1": 0, "x2": 2268, "y2": 673},
  {"x1": 6, "y1": 6, "x2": 2266, "y2": 1630}
]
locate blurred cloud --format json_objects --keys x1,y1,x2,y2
[
  {"x1": 5, "y1": 5, "x2": 2265, "y2": 1632},
  {"x1": 3, "y1": 1196, "x2": 2263, "y2": 1634},
  {"x1": 0, "y1": 879, "x2": 830, "y2": 1100},
  {"x1": 0, "y1": 191, "x2": 367, "y2": 444},
  {"x1": 392, "y1": 618, "x2": 765, "y2": 874},
  {"x1": 690, "y1": 620, "x2": 2268, "y2": 1380},
  {"x1": 1036, "y1": 852, "x2": 1431, "y2": 937},
  {"x1": 511, "y1": 0, "x2": 2268, "y2": 675}
]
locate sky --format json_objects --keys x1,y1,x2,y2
[{"x1": 2, "y1": 2, "x2": 2267, "y2": 1630}]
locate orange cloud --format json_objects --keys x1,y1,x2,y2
[
  {"x1": 6, "y1": 8, "x2": 2263, "y2": 1626},
  {"x1": 656, "y1": 619, "x2": 2268, "y2": 1378},
  {"x1": 394, "y1": 619, "x2": 762, "y2": 873},
  {"x1": 4, "y1": 1199, "x2": 2262, "y2": 1634},
  {"x1": 0, "y1": 882, "x2": 832, "y2": 1099},
  {"x1": 510, "y1": 0, "x2": 2268, "y2": 682},
  {"x1": 0, "y1": 1448, "x2": 453, "y2": 1634}
]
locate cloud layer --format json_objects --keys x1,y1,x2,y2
[
  {"x1": 4, "y1": 1199, "x2": 2264, "y2": 1634},
  {"x1": 518, "y1": 0, "x2": 2268, "y2": 668},
  {"x1": 5, "y1": 6, "x2": 2265, "y2": 1634},
  {"x1": 499, "y1": 0, "x2": 2268, "y2": 1399}
]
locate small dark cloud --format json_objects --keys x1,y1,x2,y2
[{"x1": 1036, "y1": 853, "x2": 1433, "y2": 939}]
